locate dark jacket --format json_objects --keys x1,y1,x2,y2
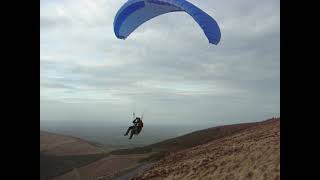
[{"x1": 133, "y1": 118, "x2": 143, "y2": 127}]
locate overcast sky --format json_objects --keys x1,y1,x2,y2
[{"x1": 40, "y1": 0, "x2": 280, "y2": 126}]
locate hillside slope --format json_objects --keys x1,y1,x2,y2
[
  {"x1": 40, "y1": 131, "x2": 108, "y2": 180},
  {"x1": 111, "y1": 121, "x2": 258, "y2": 158},
  {"x1": 50, "y1": 121, "x2": 260, "y2": 180},
  {"x1": 40, "y1": 131, "x2": 104, "y2": 156},
  {"x1": 132, "y1": 118, "x2": 280, "y2": 180}
]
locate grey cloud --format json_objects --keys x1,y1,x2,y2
[{"x1": 40, "y1": 0, "x2": 279, "y2": 125}]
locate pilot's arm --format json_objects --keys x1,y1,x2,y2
[{"x1": 133, "y1": 119, "x2": 138, "y2": 123}]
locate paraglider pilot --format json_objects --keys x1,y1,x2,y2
[{"x1": 124, "y1": 117, "x2": 143, "y2": 139}]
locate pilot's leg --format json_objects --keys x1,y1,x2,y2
[
  {"x1": 124, "y1": 126, "x2": 133, "y2": 136},
  {"x1": 129, "y1": 130, "x2": 134, "y2": 139}
]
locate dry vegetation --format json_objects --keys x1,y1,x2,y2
[
  {"x1": 40, "y1": 131, "x2": 105, "y2": 156},
  {"x1": 40, "y1": 131, "x2": 110, "y2": 180},
  {"x1": 110, "y1": 122, "x2": 258, "y2": 158},
  {"x1": 51, "y1": 154, "x2": 153, "y2": 180},
  {"x1": 132, "y1": 118, "x2": 280, "y2": 180},
  {"x1": 41, "y1": 118, "x2": 279, "y2": 180}
]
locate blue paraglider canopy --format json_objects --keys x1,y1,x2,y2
[{"x1": 113, "y1": 0, "x2": 221, "y2": 45}]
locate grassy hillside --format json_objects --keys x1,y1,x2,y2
[
  {"x1": 133, "y1": 118, "x2": 280, "y2": 180},
  {"x1": 40, "y1": 153, "x2": 108, "y2": 180},
  {"x1": 110, "y1": 121, "x2": 260, "y2": 162},
  {"x1": 41, "y1": 118, "x2": 278, "y2": 180},
  {"x1": 40, "y1": 131, "x2": 109, "y2": 180}
]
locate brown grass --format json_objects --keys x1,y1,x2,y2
[
  {"x1": 133, "y1": 118, "x2": 280, "y2": 180},
  {"x1": 40, "y1": 131, "x2": 105, "y2": 156},
  {"x1": 51, "y1": 153, "x2": 153, "y2": 180}
]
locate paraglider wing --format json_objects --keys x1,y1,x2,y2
[{"x1": 113, "y1": 0, "x2": 221, "y2": 45}]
